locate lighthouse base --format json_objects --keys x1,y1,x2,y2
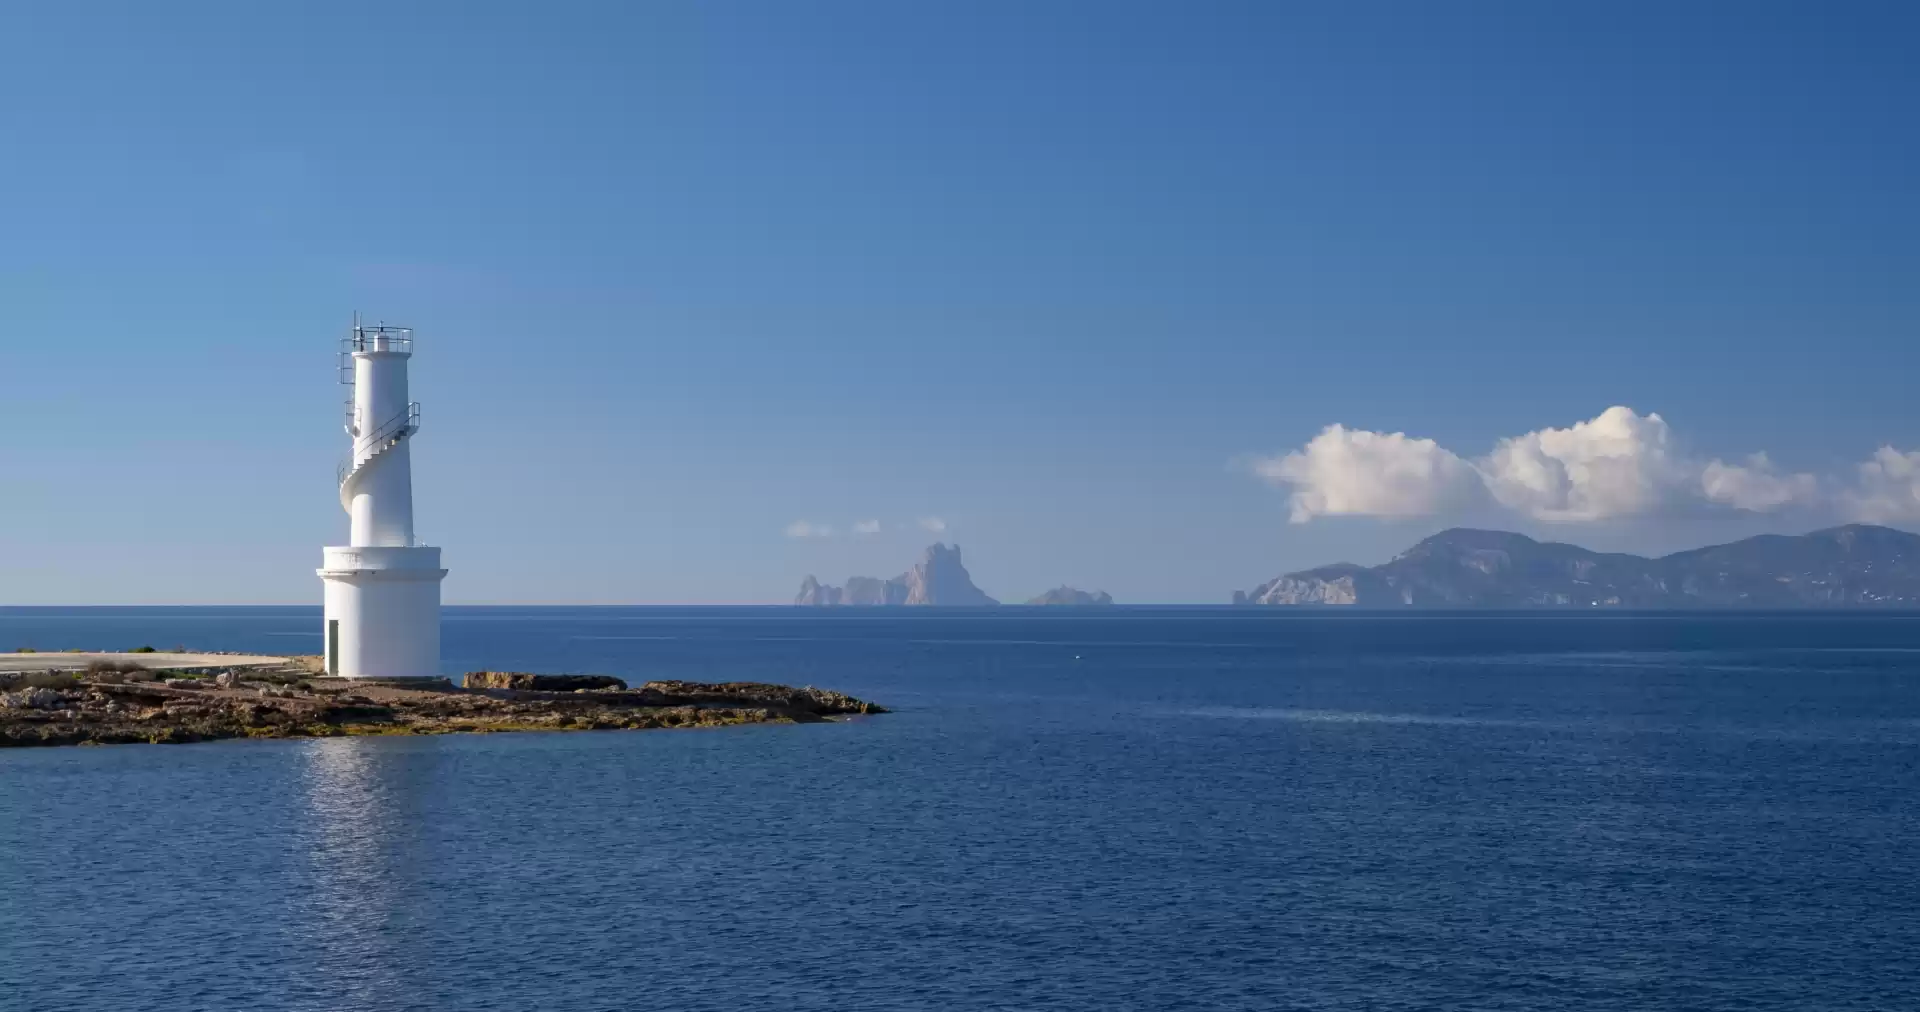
[{"x1": 318, "y1": 546, "x2": 447, "y2": 680}]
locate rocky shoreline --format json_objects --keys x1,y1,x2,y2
[{"x1": 0, "y1": 658, "x2": 885, "y2": 748}]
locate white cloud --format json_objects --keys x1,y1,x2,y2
[
  {"x1": 1841, "y1": 448, "x2": 1920, "y2": 523},
  {"x1": 1252, "y1": 405, "x2": 1903, "y2": 527},
  {"x1": 1479, "y1": 406, "x2": 1685, "y2": 522},
  {"x1": 1253, "y1": 425, "x2": 1481, "y2": 523},
  {"x1": 1701, "y1": 453, "x2": 1821, "y2": 512},
  {"x1": 788, "y1": 517, "x2": 947, "y2": 538}
]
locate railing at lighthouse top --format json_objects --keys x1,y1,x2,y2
[
  {"x1": 338, "y1": 323, "x2": 415, "y2": 425},
  {"x1": 347, "y1": 324, "x2": 413, "y2": 355}
]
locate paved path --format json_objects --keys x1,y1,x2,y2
[{"x1": 0, "y1": 652, "x2": 289, "y2": 673}]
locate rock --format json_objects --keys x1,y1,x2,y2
[
  {"x1": 464, "y1": 672, "x2": 530, "y2": 689},
  {"x1": 1242, "y1": 564, "x2": 1390, "y2": 606},
  {"x1": 639, "y1": 680, "x2": 887, "y2": 715},
  {"x1": 900, "y1": 544, "x2": 997, "y2": 605},
  {"x1": 1, "y1": 670, "x2": 884, "y2": 748},
  {"x1": 215, "y1": 672, "x2": 239, "y2": 689},
  {"x1": 795, "y1": 575, "x2": 842, "y2": 606},
  {"x1": 462, "y1": 672, "x2": 628, "y2": 691},
  {"x1": 163, "y1": 679, "x2": 201, "y2": 689},
  {"x1": 795, "y1": 543, "x2": 998, "y2": 607},
  {"x1": 2, "y1": 688, "x2": 63, "y2": 710},
  {"x1": 842, "y1": 575, "x2": 907, "y2": 606}
]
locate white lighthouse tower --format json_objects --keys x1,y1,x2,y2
[{"x1": 317, "y1": 320, "x2": 447, "y2": 680}]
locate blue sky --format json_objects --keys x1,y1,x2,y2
[{"x1": 2, "y1": 1, "x2": 1916, "y2": 604}]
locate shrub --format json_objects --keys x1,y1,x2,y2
[
  {"x1": 130, "y1": 646, "x2": 157, "y2": 654},
  {"x1": 80, "y1": 659, "x2": 151, "y2": 685},
  {"x1": 15, "y1": 647, "x2": 35, "y2": 654},
  {"x1": 15, "y1": 671, "x2": 81, "y2": 690}
]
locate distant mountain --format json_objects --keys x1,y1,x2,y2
[
  {"x1": 1234, "y1": 525, "x2": 1920, "y2": 608},
  {"x1": 797, "y1": 543, "x2": 999, "y2": 606},
  {"x1": 1026, "y1": 586, "x2": 1115, "y2": 606}
]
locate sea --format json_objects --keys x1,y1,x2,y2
[{"x1": 2, "y1": 606, "x2": 1918, "y2": 1011}]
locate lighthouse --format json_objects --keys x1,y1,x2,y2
[{"x1": 317, "y1": 321, "x2": 447, "y2": 680}]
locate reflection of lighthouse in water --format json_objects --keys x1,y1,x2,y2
[
  {"x1": 297, "y1": 738, "x2": 411, "y2": 1004},
  {"x1": 317, "y1": 320, "x2": 448, "y2": 679}
]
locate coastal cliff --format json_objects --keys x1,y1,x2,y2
[{"x1": 1235, "y1": 524, "x2": 1920, "y2": 607}]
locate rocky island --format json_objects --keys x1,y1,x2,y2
[
  {"x1": 795, "y1": 543, "x2": 1113, "y2": 607},
  {"x1": 0, "y1": 655, "x2": 884, "y2": 748},
  {"x1": 797, "y1": 543, "x2": 999, "y2": 606}
]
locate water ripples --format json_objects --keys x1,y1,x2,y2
[{"x1": 4, "y1": 610, "x2": 1920, "y2": 1010}]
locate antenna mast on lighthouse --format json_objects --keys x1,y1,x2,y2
[{"x1": 317, "y1": 318, "x2": 449, "y2": 680}]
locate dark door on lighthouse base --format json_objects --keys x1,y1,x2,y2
[{"x1": 328, "y1": 620, "x2": 339, "y2": 676}]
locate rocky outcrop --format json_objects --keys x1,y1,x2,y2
[
  {"x1": 1, "y1": 688, "x2": 62, "y2": 710},
  {"x1": 794, "y1": 576, "x2": 841, "y2": 606},
  {"x1": 0, "y1": 670, "x2": 885, "y2": 748},
  {"x1": 464, "y1": 672, "x2": 627, "y2": 691},
  {"x1": 843, "y1": 576, "x2": 908, "y2": 606},
  {"x1": 1025, "y1": 587, "x2": 1114, "y2": 606},
  {"x1": 637, "y1": 681, "x2": 885, "y2": 715},
  {"x1": 1235, "y1": 524, "x2": 1920, "y2": 608},
  {"x1": 901, "y1": 544, "x2": 997, "y2": 605},
  {"x1": 796, "y1": 543, "x2": 999, "y2": 606},
  {"x1": 1243, "y1": 564, "x2": 1395, "y2": 605}
]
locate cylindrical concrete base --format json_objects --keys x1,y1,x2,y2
[{"x1": 318, "y1": 546, "x2": 447, "y2": 680}]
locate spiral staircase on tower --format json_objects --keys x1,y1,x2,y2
[{"x1": 336, "y1": 402, "x2": 420, "y2": 513}]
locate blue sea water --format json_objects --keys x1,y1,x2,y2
[{"x1": 2, "y1": 607, "x2": 1919, "y2": 1011}]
